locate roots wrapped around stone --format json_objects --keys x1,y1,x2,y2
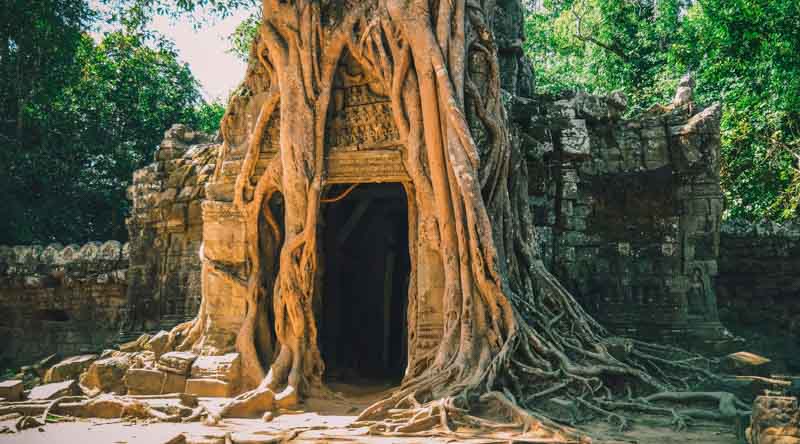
[{"x1": 158, "y1": 0, "x2": 742, "y2": 440}]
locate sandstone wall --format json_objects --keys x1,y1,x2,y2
[
  {"x1": 717, "y1": 221, "x2": 800, "y2": 371},
  {"x1": 0, "y1": 242, "x2": 128, "y2": 367},
  {"x1": 514, "y1": 91, "x2": 729, "y2": 346},
  {"x1": 124, "y1": 124, "x2": 218, "y2": 338}
]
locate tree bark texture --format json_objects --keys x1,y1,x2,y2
[{"x1": 166, "y1": 0, "x2": 730, "y2": 439}]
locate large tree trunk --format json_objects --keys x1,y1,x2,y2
[{"x1": 171, "y1": 0, "x2": 732, "y2": 439}]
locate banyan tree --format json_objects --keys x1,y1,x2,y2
[{"x1": 161, "y1": 0, "x2": 740, "y2": 439}]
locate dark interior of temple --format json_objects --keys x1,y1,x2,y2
[{"x1": 319, "y1": 182, "x2": 410, "y2": 385}]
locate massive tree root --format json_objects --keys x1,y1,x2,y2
[{"x1": 163, "y1": 0, "x2": 738, "y2": 441}]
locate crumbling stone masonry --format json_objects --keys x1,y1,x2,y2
[
  {"x1": 515, "y1": 91, "x2": 729, "y2": 346},
  {"x1": 0, "y1": 242, "x2": 128, "y2": 367},
  {"x1": 123, "y1": 125, "x2": 218, "y2": 339},
  {"x1": 717, "y1": 220, "x2": 800, "y2": 372}
]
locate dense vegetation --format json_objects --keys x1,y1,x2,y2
[
  {"x1": 525, "y1": 0, "x2": 800, "y2": 221},
  {"x1": 2, "y1": 0, "x2": 796, "y2": 246},
  {"x1": 0, "y1": 0, "x2": 224, "y2": 245}
]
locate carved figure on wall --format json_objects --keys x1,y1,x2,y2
[{"x1": 688, "y1": 267, "x2": 706, "y2": 316}]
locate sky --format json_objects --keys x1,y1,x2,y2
[
  {"x1": 149, "y1": 12, "x2": 249, "y2": 100},
  {"x1": 90, "y1": 1, "x2": 250, "y2": 101}
]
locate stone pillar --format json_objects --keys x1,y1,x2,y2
[{"x1": 195, "y1": 201, "x2": 249, "y2": 355}]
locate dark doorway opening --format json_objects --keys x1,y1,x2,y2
[{"x1": 320, "y1": 182, "x2": 410, "y2": 387}]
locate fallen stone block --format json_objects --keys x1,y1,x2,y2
[
  {"x1": 146, "y1": 330, "x2": 170, "y2": 357},
  {"x1": 33, "y1": 354, "x2": 60, "y2": 377},
  {"x1": 44, "y1": 354, "x2": 97, "y2": 383},
  {"x1": 80, "y1": 353, "x2": 132, "y2": 394},
  {"x1": 722, "y1": 351, "x2": 774, "y2": 377},
  {"x1": 162, "y1": 372, "x2": 187, "y2": 394},
  {"x1": 28, "y1": 379, "x2": 77, "y2": 400},
  {"x1": 185, "y1": 378, "x2": 232, "y2": 397},
  {"x1": 157, "y1": 351, "x2": 198, "y2": 376},
  {"x1": 119, "y1": 333, "x2": 151, "y2": 353},
  {"x1": 190, "y1": 353, "x2": 240, "y2": 383},
  {"x1": 0, "y1": 380, "x2": 23, "y2": 401},
  {"x1": 131, "y1": 350, "x2": 157, "y2": 369},
  {"x1": 124, "y1": 368, "x2": 165, "y2": 395},
  {"x1": 747, "y1": 395, "x2": 800, "y2": 444}
]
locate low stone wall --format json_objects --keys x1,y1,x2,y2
[
  {"x1": 0, "y1": 242, "x2": 129, "y2": 368},
  {"x1": 717, "y1": 220, "x2": 800, "y2": 372}
]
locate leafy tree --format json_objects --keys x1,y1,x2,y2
[
  {"x1": 1, "y1": 0, "x2": 97, "y2": 244},
  {"x1": 525, "y1": 0, "x2": 800, "y2": 221},
  {"x1": 676, "y1": 0, "x2": 800, "y2": 220},
  {"x1": 525, "y1": 0, "x2": 685, "y2": 111},
  {"x1": 0, "y1": 12, "x2": 216, "y2": 244},
  {"x1": 227, "y1": 11, "x2": 259, "y2": 61},
  {"x1": 192, "y1": 100, "x2": 226, "y2": 134}
]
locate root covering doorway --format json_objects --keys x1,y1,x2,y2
[{"x1": 320, "y1": 182, "x2": 410, "y2": 387}]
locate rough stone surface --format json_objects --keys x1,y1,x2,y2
[
  {"x1": 80, "y1": 353, "x2": 132, "y2": 395},
  {"x1": 123, "y1": 124, "x2": 217, "y2": 340},
  {"x1": 146, "y1": 330, "x2": 170, "y2": 357},
  {"x1": 189, "y1": 353, "x2": 240, "y2": 383},
  {"x1": 717, "y1": 220, "x2": 800, "y2": 372},
  {"x1": 43, "y1": 354, "x2": 98, "y2": 384},
  {"x1": 185, "y1": 378, "x2": 232, "y2": 398},
  {"x1": 747, "y1": 396, "x2": 800, "y2": 444},
  {"x1": 162, "y1": 372, "x2": 187, "y2": 394},
  {"x1": 515, "y1": 89, "x2": 729, "y2": 346},
  {"x1": 0, "y1": 241, "x2": 127, "y2": 367},
  {"x1": 0, "y1": 380, "x2": 23, "y2": 401},
  {"x1": 28, "y1": 379, "x2": 78, "y2": 400},
  {"x1": 157, "y1": 351, "x2": 198, "y2": 376},
  {"x1": 124, "y1": 368, "x2": 165, "y2": 395}
]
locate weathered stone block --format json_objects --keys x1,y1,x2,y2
[
  {"x1": 748, "y1": 396, "x2": 800, "y2": 444},
  {"x1": 119, "y1": 333, "x2": 151, "y2": 353},
  {"x1": 157, "y1": 351, "x2": 198, "y2": 376},
  {"x1": 202, "y1": 209, "x2": 246, "y2": 263},
  {"x1": 146, "y1": 331, "x2": 170, "y2": 358},
  {"x1": 162, "y1": 372, "x2": 187, "y2": 394},
  {"x1": 124, "y1": 368, "x2": 165, "y2": 395},
  {"x1": 28, "y1": 379, "x2": 77, "y2": 400},
  {"x1": 185, "y1": 378, "x2": 232, "y2": 397},
  {"x1": 80, "y1": 353, "x2": 132, "y2": 394},
  {"x1": 0, "y1": 380, "x2": 23, "y2": 401},
  {"x1": 44, "y1": 354, "x2": 97, "y2": 383},
  {"x1": 190, "y1": 353, "x2": 241, "y2": 383}
]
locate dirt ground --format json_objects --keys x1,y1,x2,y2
[{"x1": 0, "y1": 382, "x2": 742, "y2": 444}]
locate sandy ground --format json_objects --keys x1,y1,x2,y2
[{"x1": 0, "y1": 382, "x2": 742, "y2": 443}]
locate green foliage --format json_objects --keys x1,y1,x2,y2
[
  {"x1": 227, "y1": 12, "x2": 260, "y2": 61},
  {"x1": 99, "y1": 0, "x2": 257, "y2": 30},
  {"x1": 525, "y1": 0, "x2": 684, "y2": 111},
  {"x1": 525, "y1": 0, "x2": 800, "y2": 221},
  {"x1": 1, "y1": 2, "x2": 221, "y2": 245},
  {"x1": 192, "y1": 100, "x2": 226, "y2": 134},
  {"x1": 678, "y1": 0, "x2": 800, "y2": 220}
]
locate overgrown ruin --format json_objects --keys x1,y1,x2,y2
[{"x1": 2, "y1": 0, "x2": 800, "y2": 442}]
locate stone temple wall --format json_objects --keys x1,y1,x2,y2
[
  {"x1": 4, "y1": 99, "x2": 796, "y2": 368},
  {"x1": 716, "y1": 221, "x2": 800, "y2": 372},
  {"x1": 123, "y1": 124, "x2": 218, "y2": 340},
  {"x1": 0, "y1": 242, "x2": 128, "y2": 367},
  {"x1": 513, "y1": 91, "x2": 730, "y2": 347}
]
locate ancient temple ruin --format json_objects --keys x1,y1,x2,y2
[{"x1": 3, "y1": 3, "x2": 800, "y2": 442}]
